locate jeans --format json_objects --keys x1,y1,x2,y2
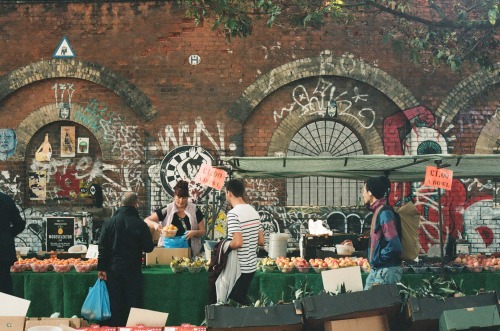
[{"x1": 364, "y1": 266, "x2": 403, "y2": 290}]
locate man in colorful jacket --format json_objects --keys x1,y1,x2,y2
[{"x1": 363, "y1": 176, "x2": 402, "y2": 290}]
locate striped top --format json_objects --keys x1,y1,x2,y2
[{"x1": 227, "y1": 204, "x2": 261, "y2": 273}]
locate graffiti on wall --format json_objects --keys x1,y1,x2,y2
[
  {"x1": 158, "y1": 117, "x2": 225, "y2": 154},
  {"x1": 273, "y1": 78, "x2": 376, "y2": 129},
  {"x1": 26, "y1": 98, "x2": 143, "y2": 208},
  {"x1": 149, "y1": 117, "x2": 226, "y2": 210},
  {"x1": 383, "y1": 106, "x2": 497, "y2": 255},
  {"x1": 53, "y1": 83, "x2": 75, "y2": 120}
]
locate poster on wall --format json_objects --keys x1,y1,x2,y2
[
  {"x1": 46, "y1": 217, "x2": 75, "y2": 252},
  {"x1": 77, "y1": 137, "x2": 89, "y2": 154},
  {"x1": 28, "y1": 171, "x2": 47, "y2": 200},
  {"x1": 61, "y1": 126, "x2": 76, "y2": 157}
]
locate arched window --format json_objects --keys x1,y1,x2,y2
[{"x1": 286, "y1": 119, "x2": 365, "y2": 206}]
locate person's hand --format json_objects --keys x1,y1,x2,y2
[
  {"x1": 184, "y1": 230, "x2": 195, "y2": 239},
  {"x1": 98, "y1": 271, "x2": 107, "y2": 281}
]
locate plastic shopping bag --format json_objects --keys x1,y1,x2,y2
[
  {"x1": 81, "y1": 279, "x2": 111, "y2": 321},
  {"x1": 163, "y1": 234, "x2": 188, "y2": 248}
]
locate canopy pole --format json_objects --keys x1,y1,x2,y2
[{"x1": 435, "y1": 159, "x2": 445, "y2": 271}]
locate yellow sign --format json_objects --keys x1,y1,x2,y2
[{"x1": 424, "y1": 166, "x2": 453, "y2": 190}]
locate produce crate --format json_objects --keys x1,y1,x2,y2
[
  {"x1": 205, "y1": 303, "x2": 302, "y2": 331},
  {"x1": 404, "y1": 292, "x2": 498, "y2": 331},
  {"x1": 302, "y1": 284, "x2": 401, "y2": 331}
]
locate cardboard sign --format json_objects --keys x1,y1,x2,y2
[
  {"x1": 125, "y1": 308, "x2": 168, "y2": 327},
  {"x1": 194, "y1": 164, "x2": 227, "y2": 190},
  {"x1": 0, "y1": 293, "x2": 30, "y2": 317},
  {"x1": 424, "y1": 166, "x2": 453, "y2": 190},
  {"x1": 86, "y1": 244, "x2": 98, "y2": 259},
  {"x1": 321, "y1": 266, "x2": 363, "y2": 293}
]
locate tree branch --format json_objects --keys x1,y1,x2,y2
[{"x1": 346, "y1": 0, "x2": 498, "y2": 30}]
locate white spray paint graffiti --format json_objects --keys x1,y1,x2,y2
[
  {"x1": 158, "y1": 116, "x2": 225, "y2": 154},
  {"x1": 52, "y1": 83, "x2": 75, "y2": 109},
  {"x1": 246, "y1": 178, "x2": 280, "y2": 206},
  {"x1": 0, "y1": 170, "x2": 21, "y2": 203},
  {"x1": 100, "y1": 119, "x2": 144, "y2": 207},
  {"x1": 273, "y1": 77, "x2": 376, "y2": 129}
]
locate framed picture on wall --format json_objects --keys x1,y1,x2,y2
[
  {"x1": 60, "y1": 126, "x2": 76, "y2": 157},
  {"x1": 77, "y1": 137, "x2": 89, "y2": 154}
]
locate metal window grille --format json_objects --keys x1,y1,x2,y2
[{"x1": 286, "y1": 120, "x2": 364, "y2": 206}]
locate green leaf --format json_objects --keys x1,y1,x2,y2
[{"x1": 488, "y1": 9, "x2": 497, "y2": 25}]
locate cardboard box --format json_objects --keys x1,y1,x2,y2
[
  {"x1": 302, "y1": 284, "x2": 401, "y2": 331},
  {"x1": 405, "y1": 292, "x2": 498, "y2": 331},
  {"x1": 324, "y1": 314, "x2": 389, "y2": 331},
  {"x1": 0, "y1": 317, "x2": 25, "y2": 331},
  {"x1": 205, "y1": 303, "x2": 303, "y2": 331},
  {"x1": 25, "y1": 318, "x2": 85, "y2": 329},
  {"x1": 145, "y1": 248, "x2": 190, "y2": 266}
]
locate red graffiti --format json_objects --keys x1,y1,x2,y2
[
  {"x1": 55, "y1": 167, "x2": 81, "y2": 197},
  {"x1": 476, "y1": 226, "x2": 494, "y2": 247},
  {"x1": 383, "y1": 106, "x2": 468, "y2": 253}
]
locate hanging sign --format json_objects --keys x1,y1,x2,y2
[
  {"x1": 424, "y1": 166, "x2": 453, "y2": 190},
  {"x1": 194, "y1": 163, "x2": 227, "y2": 190}
]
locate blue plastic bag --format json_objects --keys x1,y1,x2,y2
[
  {"x1": 81, "y1": 279, "x2": 111, "y2": 321},
  {"x1": 163, "y1": 234, "x2": 188, "y2": 248}
]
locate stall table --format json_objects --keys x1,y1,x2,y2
[{"x1": 11, "y1": 268, "x2": 500, "y2": 326}]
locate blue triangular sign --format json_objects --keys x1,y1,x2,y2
[{"x1": 53, "y1": 36, "x2": 76, "y2": 58}]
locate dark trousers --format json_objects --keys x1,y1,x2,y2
[
  {"x1": 228, "y1": 271, "x2": 255, "y2": 305},
  {"x1": 105, "y1": 269, "x2": 144, "y2": 327},
  {"x1": 0, "y1": 262, "x2": 13, "y2": 295}
]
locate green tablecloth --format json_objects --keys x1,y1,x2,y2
[{"x1": 11, "y1": 268, "x2": 500, "y2": 326}]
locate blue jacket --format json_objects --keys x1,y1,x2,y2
[{"x1": 369, "y1": 199, "x2": 402, "y2": 268}]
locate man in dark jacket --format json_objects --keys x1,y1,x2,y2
[
  {"x1": 98, "y1": 192, "x2": 155, "y2": 326},
  {"x1": 0, "y1": 191, "x2": 25, "y2": 295}
]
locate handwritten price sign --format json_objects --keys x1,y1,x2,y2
[
  {"x1": 424, "y1": 166, "x2": 453, "y2": 190},
  {"x1": 194, "y1": 164, "x2": 227, "y2": 190}
]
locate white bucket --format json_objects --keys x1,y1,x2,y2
[
  {"x1": 268, "y1": 233, "x2": 289, "y2": 258},
  {"x1": 28, "y1": 327, "x2": 63, "y2": 331}
]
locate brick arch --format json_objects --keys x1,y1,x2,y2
[
  {"x1": 13, "y1": 103, "x2": 118, "y2": 161},
  {"x1": 0, "y1": 59, "x2": 157, "y2": 122},
  {"x1": 475, "y1": 114, "x2": 500, "y2": 154},
  {"x1": 228, "y1": 51, "x2": 419, "y2": 124},
  {"x1": 436, "y1": 63, "x2": 500, "y2": 122},
  {"x1": 268, "y1": 112, "x2": 384, "y2": 157},
  {"x1": 228, "y1": 52, "x2": 418, "y2": 155}
]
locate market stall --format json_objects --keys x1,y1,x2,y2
[{"x1": 11, "y1": 267, "x2": 500, "y2": 326}]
